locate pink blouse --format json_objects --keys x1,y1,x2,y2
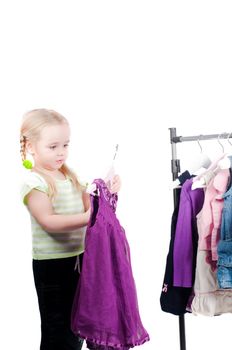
[{"x1": 197, "y1": 169, "x2": 229, "y2": 261}]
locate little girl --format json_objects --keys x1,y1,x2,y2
[{"x1": 19, "y1": 108, "x2": 121, "y2": 350}]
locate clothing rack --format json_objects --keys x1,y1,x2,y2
[{"x1": 169, "y1": 128, "x2": 232, "y2": 350}]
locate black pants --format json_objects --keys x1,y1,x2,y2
[{"x1": 33, "y1": 255, "x2": 83, "y2": 350}]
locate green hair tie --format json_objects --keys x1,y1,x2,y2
[{"x1": 23, "y1": 159, "x2": 33, "y2": 169}]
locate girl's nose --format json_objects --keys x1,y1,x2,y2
[{"x1": 57, "y1": 148, "x2": 64, "y2": 156}]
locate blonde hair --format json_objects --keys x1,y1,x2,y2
[{"x1": 20, "y1": 108, "x2": 85, "y2": 200}]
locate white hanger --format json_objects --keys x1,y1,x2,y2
[
  {"x1": 86, "y1": 144, "x2": 119, "y2": 196},
  {"x1": 217, "y1": 155, "x2": 231, "y2": 170},
  {"x1": 104, "y1": 144, "x2": 119, "y2": 189},
  {"x1": 171, "y1": 136, "x2": 211, "y2": 189},
  {"x1": 215, "y1": 133, "x2": 232, "y2": 170},
  {"x1": 191, "y1": 133, "x2": 229, "y2": 190}
]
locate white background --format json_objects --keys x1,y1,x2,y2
[{"x1": 1, "y1": 1, "x2": 232, "y2": 349}]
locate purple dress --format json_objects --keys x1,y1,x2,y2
[{"x1": 71, "y1": 179, "x2": 149, "y2": 350}]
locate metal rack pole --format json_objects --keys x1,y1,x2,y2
[
  {"x1": 169, "y1": 128, "x2": 186, "y2": 350},
  {"x1": 171, "y1": 131, "x2": 232, "y2": 144}
]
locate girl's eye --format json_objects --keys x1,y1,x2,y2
[{"x1": 50, "y1": 144, "x2": 69, "y2": 150}]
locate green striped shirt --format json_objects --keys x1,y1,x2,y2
[{"x1": 20, "y1": 171, "x2": 86, "y2": 260}]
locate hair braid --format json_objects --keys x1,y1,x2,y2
[{"x1": 20, "y1": 135, "x2": 26, "y2": 162}]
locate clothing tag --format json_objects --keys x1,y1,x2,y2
[{"x1": 86, "y1": 183, "x2": 99, "y2": 196}]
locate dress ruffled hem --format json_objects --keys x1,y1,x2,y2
[
  {"x1": 191, "y1": 290, "x2": 232, "y2": 316},
  {"x1": 77, "y1": 331, "x2": 150, "y2": 350}
]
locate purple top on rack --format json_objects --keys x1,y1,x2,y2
[
  {"x1": 173, "y1": 179, "x2": 204, "y2": 288},
  {"x1": 71, "y1": 179, "x2": 149, "y2": 350}
]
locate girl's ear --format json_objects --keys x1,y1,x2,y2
[{"x1": 26, "y1": 141, "x2": 35, "y2": 155}]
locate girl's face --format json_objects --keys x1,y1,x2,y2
[{"x1": 30, "y1": 123, "x2": 70, "y2": 171}]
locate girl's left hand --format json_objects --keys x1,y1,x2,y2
[{"x1": 109, "y1": 175, "x2": 121, "y2": 194}]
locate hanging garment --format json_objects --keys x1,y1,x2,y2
[
  {"x1": 190, "y1": 169, "x2": 232, "y2": 315},
  {"x1": 217, "y1": 179, "x2": 232, "y2": 288},
  {"x1": 176, "y1": 170, "x2": 191, "y2": 183},
  {"x1": 191, "y1": 250, "x2": 232, "y2": 316},
  {"x1": 71, "y1": 179, "x2": 149, "y2": 350},
  {"x1": 173, "y1": 179, "x2": 204, "y2": 288},
  {"x1": 197, "y1": 169, "x2": 229, "y2": 265},
  {"x1": 191, "y1": 226, "x2": 232, "y2": 315},
  {"x1": 160, "y1": 175, "x2": 194, "y2": 315}
]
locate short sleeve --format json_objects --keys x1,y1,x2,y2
[
  {"x1": 20, "y1": 172, "x2": 49, "y2": 205},
  {"x1": 77, "y1": 176, "x2": 88, "y2": 189}
]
